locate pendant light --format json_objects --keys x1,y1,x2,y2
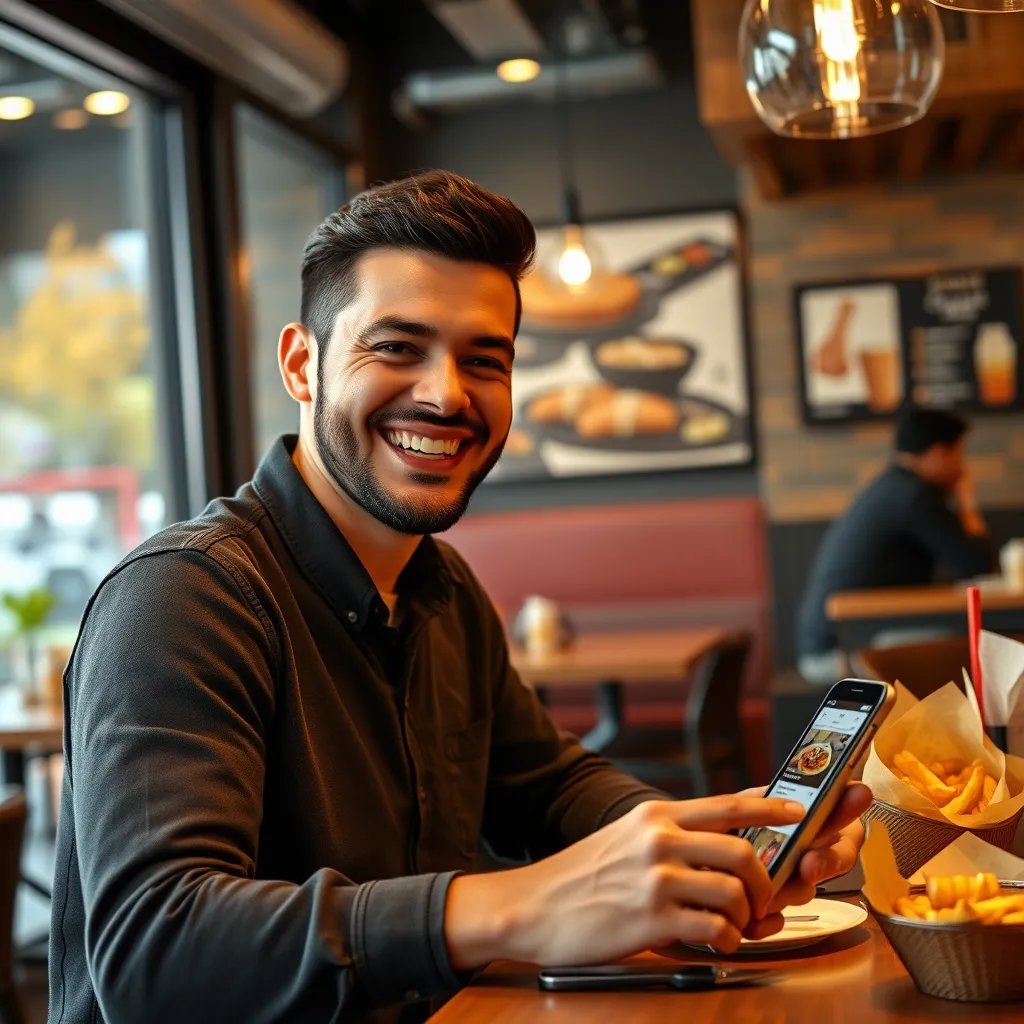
[
  {"x1": 739, "y1": 0, "x2": 945, "y2": 139},
  {"x1": 540, "y1": 23, "x2": 605, "y2": 291},
  {"x1": 929, "y1": 0, "x2": 1024, "y2": 10}
]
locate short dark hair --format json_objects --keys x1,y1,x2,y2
[
  {"x1": 300, "y1": 170, "x2": 536, "y2": 350},
  {"x1": 895, "y1": 408, "x2": 969, "y2": 454}
]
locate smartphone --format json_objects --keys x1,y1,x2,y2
[
  {"x1": 538, "y1": 965, "x2": 723, "y2": 992},
  {"x1": 742, "y1": 677, "x2": 895, "y2": 893}
]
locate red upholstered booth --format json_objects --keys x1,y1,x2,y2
[{"x1": 444, "y1": 496, "x2": 774, "y2": 784}]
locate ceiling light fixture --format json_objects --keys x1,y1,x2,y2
[
  {"x1": 0, "y1": 96, "x2": 35, "y2": 121},
  {"x1": 496, "y1": 58, "x2": 541, "y2": 83},
  {"x1": 739, "y1": 0, "x2": 945, "y2": 139},
  {"x1": 84, "y1": 90, "x2": 131, "y2": 116},
  {"x1": 541, "y1": 24, "x2": 605, "y2": 290},
  {"x1": 54, "y1": 108, "x2": 89, "y2": 130}
]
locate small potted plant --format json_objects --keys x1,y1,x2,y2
[{"x1": 2, "y1": 588, "x2": 57, "y2": 705}]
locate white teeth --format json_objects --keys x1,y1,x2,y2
[{"x1": 386, "y1": 431, "x2": 461, "y2": 456}]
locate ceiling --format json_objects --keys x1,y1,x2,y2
[{"x1": 304, "y1": 0, "x2": 694, "y2": 79}]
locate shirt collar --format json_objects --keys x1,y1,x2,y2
[{"x1": 252, "y1": 435, "x2": 452, "y2": 631}]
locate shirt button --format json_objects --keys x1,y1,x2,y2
[
  {"x1": 405, "y1": 989, "x2": 421, "y2": 1003},
  {"x1": 419, "y1": 787, "x2": 427, "y2": 801},
  {"x1": 346, "y1": 610, "x2": 358, "y2": 623}
]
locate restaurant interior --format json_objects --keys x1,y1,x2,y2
[{"x1": 4, "y1": 0, "x2": 1024, "y2": 1020}]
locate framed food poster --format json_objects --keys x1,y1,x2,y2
[
  {"x1": 488, "y1": 209, "x2": 754, "y2": 482},
  {"x1": 796, "y1": 267, "x2": 1024, "y2": 424}
]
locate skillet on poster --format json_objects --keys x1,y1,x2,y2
[{"x1": 490, "y1": 210, "x2": 754, "y2": 482}]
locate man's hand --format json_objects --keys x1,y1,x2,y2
[
  {"x1": 953, "y1": 469, "x2": 988, "y2": 538},
  {"x1": 444, "y1": 794, "x2": 806, "y2": 969},
  {"x1": 743, "y1": 782, "x2": 872, "y2": 941}
]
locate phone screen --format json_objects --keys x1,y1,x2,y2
[{"x1": 742, "y1": 682, "x2": 883, "y2": 875}]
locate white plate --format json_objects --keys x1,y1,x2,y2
[{"x1": 677, "y1": 898, "x2": 868, "y2": 957}]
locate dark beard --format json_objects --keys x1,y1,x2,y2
[{"x1": 313, "y1": 382, "x2": 506, "y2": 535}]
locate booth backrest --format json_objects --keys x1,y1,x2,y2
[{"x1": 445, "y1": 496, "x2": 773, "y2": 698}]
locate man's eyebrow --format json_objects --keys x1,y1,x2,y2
[
  {"x1": 472, "y1": 336, "x2": 516, "y2": 363},
  {"x1": 356, "y1": 316, "x2": 438, "y2": 343}
]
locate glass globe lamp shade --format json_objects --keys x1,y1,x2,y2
[
  {"x1": 930, "y1": 0, "x2": 1024, "y2": 10},
  {"x1": 739, "y1": 0, "x2": 945, "y2": 140}
]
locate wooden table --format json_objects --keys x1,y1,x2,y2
[
  {"x1": 826, "y1": 582, "x2": 1024, "y2": 622},
  {"x1": 0, "y1": 687, "x2": 62, "y2": 787},
  {"x1": 509, "y1": 627, "x2": 726, "y2": 749},
  {"x1": 427, "y1": 900, "x2": 1022, "y2": 1023}
]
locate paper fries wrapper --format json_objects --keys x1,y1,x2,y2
[
  {"x1": 864, "y1": 682, "x2": 1024, "y2": 827},
  {"x1": 862, "y1": 822, "x2": 1024, "y2": 914},
  {"x1": 862, "y1": 823, "x2": 1024, "y2": 1003}
]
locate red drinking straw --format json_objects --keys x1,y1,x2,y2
[{"x1": 967, "y1": 585, "x2": 986, "y2": 727}]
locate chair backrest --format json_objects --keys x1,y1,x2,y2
[
  {"x1": 857, "y1": 637, "x2": 971, "y2": 701},
  {"x1": 0, "y1": 787, "x2": 26, "y2": 990},
  {"x1": 685, "y1": 632, "x2": 753, "y2": 789}
]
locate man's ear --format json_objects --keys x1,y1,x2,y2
[{"x1": 279, "y1": 322, "x2": 315, "y2": 403}]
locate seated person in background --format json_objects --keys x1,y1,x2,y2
[
  {"x1": 797, "y1": 408, "x2": 992, "y2": 686},
  {"x1": 52, "y1": 171, "x2": 869, "y2": 1024}
]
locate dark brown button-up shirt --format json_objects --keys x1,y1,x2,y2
[{"x1": 49, "y1": 435, "x2": 659, "y2": 1024}]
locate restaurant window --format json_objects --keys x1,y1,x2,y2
[
  {"x1": 235, "y1": 105, "x2": 343, "y2": 460},
  {"x1": 0, "y1": 27, "x2": 179, "y2": 681}
]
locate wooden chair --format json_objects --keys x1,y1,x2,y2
[
  {"x1": 857, "y1": 637, "x2": 973, "y2": 701},
  {"x1": 600, "y1": 633, "x2": 754, "y2": 797},
  {"x1": 0, "y1": 788, "x2": 26, "y2": 1024}
]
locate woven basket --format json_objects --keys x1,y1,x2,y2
[
  {"x1": 875, "y1": 882, "x2": 1024, "y2": 1002},
  {"x1": 863, "y1": 800, "x2": 1024, "y2": 878}
]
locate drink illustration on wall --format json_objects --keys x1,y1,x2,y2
[{"x1": 796, "y1": 267, "x2": 1024, "y2": 424}]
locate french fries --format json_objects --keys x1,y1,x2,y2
[
  {"x1": 890, "y1": 750, "x2": 998, "y2": 815},
  {"x1": 894, "y1": 873, "x2": 1024, "y2": 925}
]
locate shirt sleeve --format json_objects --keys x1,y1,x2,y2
[
  {"x1": 905, "y1": 488, "x2": 992, "y2": 579},
  {"x1": 65, "y1": 549, "x2": 461, "y2": 1023},
  {"x1": 470, "y1": 593, "x2": 664, "y2": 861}
]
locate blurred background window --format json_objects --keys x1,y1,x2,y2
[
  {"x1": 235, "y1": 105, "x2": 343, "y2": 459},
  {"x1": 0, "y1": 27, "x2": 175, "y2": 671}
]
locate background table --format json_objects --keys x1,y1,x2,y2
[
  {"x1": 509, "y1": 627, "x2": 726, "y2": 749},
  {"x1": 428, "y1": 901, "x2": 1023, "y2": 1023},
  {"x1": 826, "y1": 582, "x2": 1024, "y2": 622}
]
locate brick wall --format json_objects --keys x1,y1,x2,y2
[{"x1": 745, "y1": 171, "x2": 1024, "y2": 523}]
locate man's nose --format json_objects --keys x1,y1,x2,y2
[{"x1": 410, "y1": 352, "x2": 471, "y2": 416}]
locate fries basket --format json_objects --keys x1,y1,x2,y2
[
  {"x1": 863, "y1": 800, "x2": 1024, "y2": 878},
  {"x1": 874, "y1": 882, "x2": 1024, "y2": 1002}
]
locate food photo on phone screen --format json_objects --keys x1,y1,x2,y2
[{"x1": 744, "y1": 699, "x2": 873, "y2": 870}]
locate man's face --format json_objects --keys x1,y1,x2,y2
[
  {"x1": 921, "y1": 437, "x2": 966, "y2": 490},
  {"x1": 312, "y1": 248, "x2": 516, "y2": 534}
]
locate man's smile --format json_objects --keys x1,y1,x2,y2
[{"x1": 379, "y1": 426, "x2": 476, "y2": 470}]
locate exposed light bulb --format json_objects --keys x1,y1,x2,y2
[
  {"x1": 0, "y1": 96, "x2": 34, "y2": 120},
  {"x1": 556, "y1": 225, "x2": 593, "y2": 287},
  {"x1": 84, "y1": 90, "x2": 131, "y2": 116},
  {"x1": 814, "y1": 0, "x2": 861, "y2": 122},
  {"x1": 497, "y1": 58, "x2": 541, "y2": 84}
]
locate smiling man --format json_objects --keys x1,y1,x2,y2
[{"x1": 50, "y1": 172, "x2": 869, "y2": 1024}]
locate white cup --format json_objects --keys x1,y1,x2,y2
[{"x1": 1001, "y1": 540, "x2": 1024, "y2": 591}]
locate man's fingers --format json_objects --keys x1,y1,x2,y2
[
  {"x1": 668, "y1": 832, "x2": 774, "y2": 919},
  {"x1": 743, "y1": 912, "x2": 785, "y2": 941},
  {"x1": 664, "y1": 867, "x2": 752, "y2": 932},
  {"x1": 815, "y1": 783, "x2": 872, "y2": 838},
  {"x1": 667, "y1": 908, "x2": 743, "y2": 954},
  {"x1": 669, "y1": 794, "x2": 805, "y2": 833},
  {"x1": 799, "y1": 825, "x2": 862, "y2": 885}
]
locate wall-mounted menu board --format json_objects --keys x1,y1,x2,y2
[{"x1": 795, "y1": 267, "x2": 1023, "y2": 424}]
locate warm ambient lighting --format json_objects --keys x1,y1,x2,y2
[
  {"x1": 496, "y1": 58, "x2": 541, "y2": 83},
  {"x1": 739, "y1": 0, "x2": 944, "y2": 139},
  {"x1": 555, "y1": 224, "x2": 594, "y2": 287},
  {"x1": 84, "y1": 90, "x2": 131, "y2": 116},
  {"x1": 928, "y1": 0, "x2": 1024, "y2": 9},
  {"x1": 0, "y1": 96, "x2": 35, "y2": 120},
  {"x1": 53, "y1": 108, "x2": 88, "y2": 130}
]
